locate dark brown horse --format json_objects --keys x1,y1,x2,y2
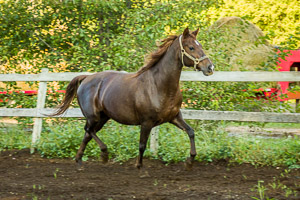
[{"x1": 51, "y1": 27, "x2": 214, "y2": 169}]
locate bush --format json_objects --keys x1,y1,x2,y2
[{"x1": 205, "y1": 0, "x2": 300, "y2": 49}]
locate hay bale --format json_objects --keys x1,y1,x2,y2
[{"x1": 209, "y1": 17, "x2": 274, "y2": 70}]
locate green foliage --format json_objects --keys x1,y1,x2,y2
[
  {"x1": 0, "y1": 124, "x2": 32, "y2": 150},
  {"x1": 0, "y1": 0, "x2": 219, "y2": 73},
  {"x1": 205, "y1": 0, "x2": 300, "y2": 49}
]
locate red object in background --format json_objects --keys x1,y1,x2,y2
[
  {"x1": 263, "y1": 88, "x2": 279, "y2": 98},
  {"x1": 277, "y1": 50, "x2": 300, "y2": 101}
]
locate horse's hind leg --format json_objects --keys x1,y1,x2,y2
[
  {"x1": 75, "y1": 115, "x2": 110, "y2": 165},
  {"x1": 91, "y1": 116, "x2": 110, "y2": 163},
  {"x1": 75, "y1": 130, "x2": 92, "y2": 166}
]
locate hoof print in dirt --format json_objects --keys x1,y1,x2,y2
[{"x1": 139, "y1": 170, "x2": 151, "y2": 178}]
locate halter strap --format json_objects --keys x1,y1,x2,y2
[{"x1": 179, "y1": 35, "x2": 208, "y2": 70}]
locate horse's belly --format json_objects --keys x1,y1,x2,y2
[
  {"x1": 104, "y1": 107, "x2": 140, "y2": 125},
  {"x1": 102, "y1": 95, "x2": 140, "y2": 125}
]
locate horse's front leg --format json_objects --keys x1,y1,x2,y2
[
  {"x1": 170, "y1": 111, "x2": 196, "y2": 169},
  {"x1": 136, "y1": 123, "x2": 153, "y2": 169}
]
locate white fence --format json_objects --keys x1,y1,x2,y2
[{"x1": 1, "y1": 69, "x2": 300, "y2": 153}]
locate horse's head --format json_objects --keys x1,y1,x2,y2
[{"x1": 179, "y1": 27, "x2": 214, "y2": 76}]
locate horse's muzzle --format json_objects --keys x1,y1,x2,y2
[
  {"x1": 200, "y1": 64, "x2": 214, "y2": 76},
  {"x1": 207, "y1": 64, "x2": 214, "y2": 74}
]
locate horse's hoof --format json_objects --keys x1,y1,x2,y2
[
  {"x1": 135, "y1": 164, "x2": 141, "y2": 169},
  {"x1": 135, "y1": 162, "x2": 142, "y2": 169},
  {"x1": 76, "y1": 158, "x2": 82, "y2": 165},
  {"x1": 76, "y1": 160, "x2": 84, "y2": 170},
  {"x1": 185, "y1": 157, "x2": 193, "y2": 171},
  {"x1": 101, "y1": 151, "x2": 109, "y2": 163}
]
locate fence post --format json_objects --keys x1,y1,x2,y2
[
  {"x1": 150, "y1": 126, "x2": 159, "y2": 156},
  {"x1": 31, "y1": 68, "x2": 48, "y2": 151}
]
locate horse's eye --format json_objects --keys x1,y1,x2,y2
[{"x1": 189, "y1": 47, "x2": 194, "y2": 51}]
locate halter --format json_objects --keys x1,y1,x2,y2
[{"x1": 179, "y1": 35, "x2": 208, "y2": 70}]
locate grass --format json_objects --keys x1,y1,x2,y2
[
  {"x1": 0, "y1": 123, "x2": 32, "y2": 151},
  {"x1": 263, "y1": 122, "x2": 300, "y2": 129},
  {"x1": 251, "y1": 171, "x2": 299, "y2": 200},
  {"x1": 0, "y1": 120, "x2": 299, "y2": 168}
]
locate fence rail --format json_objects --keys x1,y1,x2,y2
[
  {"x1": 1, "y1": 69, "x2": 300, "y2": 154},
  {"x1": 1, "y1": 108, "x2": 300, "y2": 123},
  {"x1": 1, "y1": 71, "x2": 300, "y2": 82}
]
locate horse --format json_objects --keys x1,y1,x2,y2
[{"x1": 50, "y1": 27, "x2": 214, "y2": 169}]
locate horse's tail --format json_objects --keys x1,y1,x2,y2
[{"x1": 49, "y1": 75, "x2": 88, "y2": 116}]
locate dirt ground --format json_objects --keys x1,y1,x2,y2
[{"x1": 0, "y1": 149, "x2": 299, "y2": 200}]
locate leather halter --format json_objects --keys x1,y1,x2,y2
[{"x1": 179, "y1": 35, "x2": 208, "y2": 70}]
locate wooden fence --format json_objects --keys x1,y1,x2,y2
[{"x1": 1, "y1": 69, "x2": 300, "y2": 154}]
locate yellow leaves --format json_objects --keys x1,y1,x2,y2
[
  {"x1": 82, "y1": 19, "x2": 97, "y2": 32},
  {"x1": 163, "y1": 25, "x2": 178, "y2": 36},
  {"x1": 164, "y1": 25, "x2": 170, "y2": 33},
  {"x1": 38, "y1": 19, "x2": 69, "y2": 36},
  {"x1": 131, "y1": 4, "x2": 138, "y2": 9},
  {"x1": 66, "y1": 42, "x2": 73, "y2": 47},
  {"x1": 39, "y1": 9, "x2": 44, "y2": 17},
  {"x1": 49, "y1": 59, "x2": 69, "y2": 73},
  {"x1": 89, "y1": 40, "x2": 96, "y2": 48},
  {"x1": 46, "y1": 5, "x2": 54, "y2": 13},
  {"x1": 204, "y1": 0, "x2": 299, "y2": 47},
  {"x1": 41, "y1": 29, "x2": 48, "y2": 35}
]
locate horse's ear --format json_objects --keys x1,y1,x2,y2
[
  {"x1": 183, "y1": 27, "x2": 190, "y2": 39},
  {"x1": 192, "y1": 28, "x2": 199, "y2": 37}
]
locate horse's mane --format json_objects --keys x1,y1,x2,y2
[{"x1": 133, "y1": 35, "x2": 178, "y2": 77}]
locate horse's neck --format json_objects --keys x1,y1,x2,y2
[{"x1": 149, "y1": 45, "x2": 182, "y2": 94}]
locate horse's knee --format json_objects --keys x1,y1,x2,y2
[
  {"x1": 187, "y1": 128, "x2": 195, "y2": 139},
  {"x1": 101, "y1": 144, "x2": 108, "y2": 152},
  {"x1": 191, "y1": 152, "x2": 197, "y2": 157}
]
